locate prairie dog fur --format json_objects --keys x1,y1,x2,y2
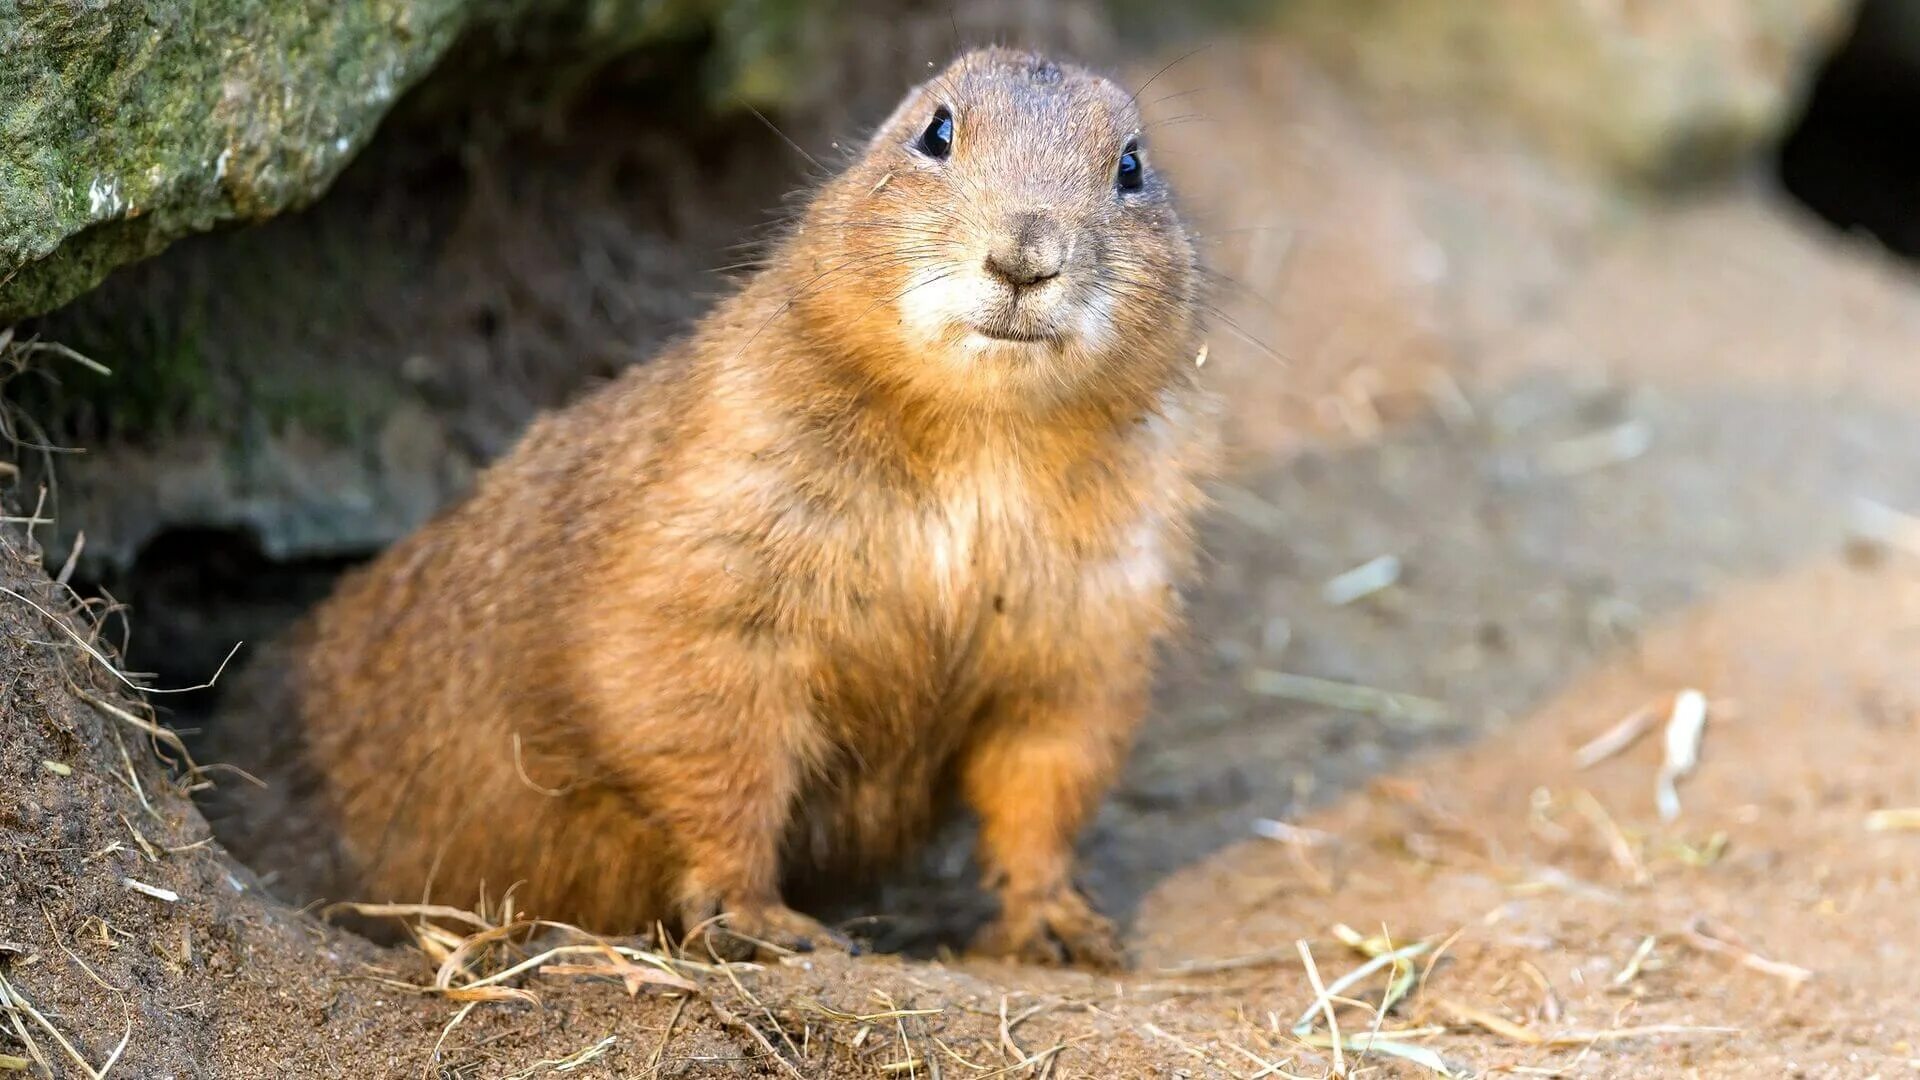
[{"x1": 223, "y1": 47, "x2": 1214, "y2": 966}]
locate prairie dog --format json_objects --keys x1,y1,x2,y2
[{"x1": 224, "y1": 47, "x2": 1213, "y2": 966}]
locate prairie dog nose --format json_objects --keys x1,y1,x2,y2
[{"x1": 984, "y1": 210, "x2": 1068, "y2": 287}]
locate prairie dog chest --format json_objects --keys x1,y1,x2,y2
[
  {"x1": 893, "y1": 452, "x2": 1181, "y2": 638},
  {"x1": 731, "y1": 391, "x2": 1206, "y2": 681}
]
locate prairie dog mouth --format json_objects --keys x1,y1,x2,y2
[
  {"x1": 971, "y1": 291, "x2": 1068, "y2": 344},
  {"x1": 970, "y1": 323, "x2": 1056, "y2": 344},
  {"x1": 896, "y1": 263, "x2": 1096, "y2": 353}
]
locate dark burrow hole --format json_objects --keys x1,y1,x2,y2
[
  {"x1": 76, "y1": 527, "x2": 367, "y2": 748},
  {"x1": 1777, "y1": 0, "x2": 1920, "y2": 258}
]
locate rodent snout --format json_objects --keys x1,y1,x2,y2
[{"x1": 984, "y1": 210, "x2": 1069, "y2": 288}]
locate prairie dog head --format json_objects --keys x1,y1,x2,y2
[{"x1": 790, "y1": 48, "x2": 1201, "y2": 412}]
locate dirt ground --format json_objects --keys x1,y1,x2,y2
[{"x1": 5, "y1": 34, "x2": 1920, "y2": 1079}]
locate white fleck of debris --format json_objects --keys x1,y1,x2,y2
[
  {"x1": 87, "y1": 177, "x2": 124, "y2": 218},
  {"x1": 1655, "y1": 689, "x2": 1708, "y2": 822},
  {"x1": 1849, "y1": 496, "x2": 1920, "y2": 557},
  {"x1": 225, "y1": 872, "x2": 246, "y2": 893},
  {"x1": 1865, "y1": 807, "x2": 1920, "y2": 832},
  {"x1": 1193, "y1": 342, "x2": 1209, "y2": 368},
  {"x1": 1214, "y1": 637, "x2": 1252, "y2": 667},
  {"x1": 1410, "y1": 240, "x2": 1448, "y2": 284},
  {"x1": 1261, "y1": 615, "x2": 1292, "y2": 656},
  {"x1": 399, "y1": 354, "x2": 438, "y2": 383},
  {"x1": 334, "y1": 136, "x2": 350, "y2": 153},
  {"x1": 1537, "y1": 420, "x2": 1653, "y2": 476},
  {"x1": 124, "y1": 877, "x2": 180, "y2": 903},
  {"x1": 1251, "y1": 818, "x2": 1333, "y2": 845},
  {"x1": 1423, "y1": 366, "x2": 1475, "y2": 429},
  {"x1": 214, "y1": 148, "x2": 232, "y2": 181},
  {"x1": 1321, "y1": 554, "x2": 1401, "y2": 606}
]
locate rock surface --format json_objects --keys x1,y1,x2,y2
[
  {"x1": 0, "y1": 0, "x2": 883, "y2": 324},
  {"x1": 1, "y1": 0, "x2": 462, "y2": 322},
  {"x1": 1280, "y1": 0, "x2": 1856, "y2": 182}
]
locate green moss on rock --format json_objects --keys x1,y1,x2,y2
[
  {"x1": 0, "y1": 0, "x2": 839, "y2": 325},
  {"x1": 0, "y1": 0, "x2": 479, "y2": 323}
]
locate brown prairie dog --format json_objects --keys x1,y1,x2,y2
[{"x1": 231, "y1": 47, "x2": 1213, "y2": 966}]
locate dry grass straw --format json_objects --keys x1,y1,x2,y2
[
  {"x1": 0, "y1": 582, "x2": 241, "y2": 700},
  {"x1": 1155, "y1": 944, "x2": 1299, "y2": 977},
  {"x1": 1433, "y1": 998, "x2": 1541, "y2": 1046},
  {"x1": 0, "y1": 972, "x2": 130, "y2": 1080},
  {"x1": 965, "y1": 994, "x2": 1101, "y2": 1080},
  {"x1": 702, "y1": 935, "x2": 806, "y2": 1078},
  {"x1": 1680, "y1": 918, "x2": 1812, "y2": 988},
  {"x1": 333, "y1": 899, "x2": 700, "y2": 1005},
  {"x1": 119, "y1": 878, "x2": 178, "y2": 903},
  {"x1": 501, "y1": 1034, "x2": 616, "y2": 1079},
  {"x1": 336, "y1": 900, "x2": 964, "y2": 1079},
  {"x1": 0, "y1": 334, "x2": 111, "y2": 378},
  {"x1": 1141, "y1": 1022, "x2": 1244, "y2": 1077},
  {"x1": 1293, "y1": 929, "x2": 1453, "y2": 1076},
  {"x1": 647, "y1": 996, "x2": 690, "y2": 1073},
  {"x1": 1572, "y1": 704, "x2": 1657, "y2": 769},
  {"x1": 1320, "y1": 555, "x2": 1401, "y2": 607},
  {"x1": 1610, "y1": 936, "x2": 1656, "y2": 988},
  {"x1": 1533, "y1": 420, "x2": 1651, "y2": 476},
  {"x1": 333, "y1": 898, "x2": 726, "y2": 1077},
  {"x1": 0, "y1": 503, "x2": 164, "y2": 1079},
  {"x1": 1294, "y1": 940, "x2": 1345, "y2": 1076},
  {"x1": 1569, "y1": 789, "x2": 1646, "y2": 885},
  {"x1": 1251, "y1": 762, "x2": 1766, "y2": 1078},
  {"x1": 0, "y1": 526, "x2": 247, "y2": 800},
  {"x1": 1245, "y1": 669, "x2": 1449, "y2": 727},
  {"x1": 1865, "y1": 807, "x2": 1920, "y2": 832},
  {"x1": 1289, "y1": 934, "x2": 1429, "y2": 1037},
  {"x1": 0, "y1": 421, "x2": 240, "y2": 794},
  {"x1": 342, "y1": 899, "x2": 976, "y2": 1079}
]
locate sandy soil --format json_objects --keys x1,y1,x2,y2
[{"x1": 4, "y1": 34, "x2": 1920, "y2": 1080}]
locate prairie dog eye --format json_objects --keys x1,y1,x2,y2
[
  {"x1": 1116, "y1": 137, "x2": 1144, "y2": 192},
  {"x1": 917, "y1": 106, "x2": 954, "y2": 159}
]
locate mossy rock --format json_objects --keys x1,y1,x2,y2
[{"x1": 0, "y1": 0, "x2": 830, "y2": 325}]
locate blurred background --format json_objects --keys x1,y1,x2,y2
[{"x1": 7, "y1": 0, "x2": 1920, "y2": 1072}]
